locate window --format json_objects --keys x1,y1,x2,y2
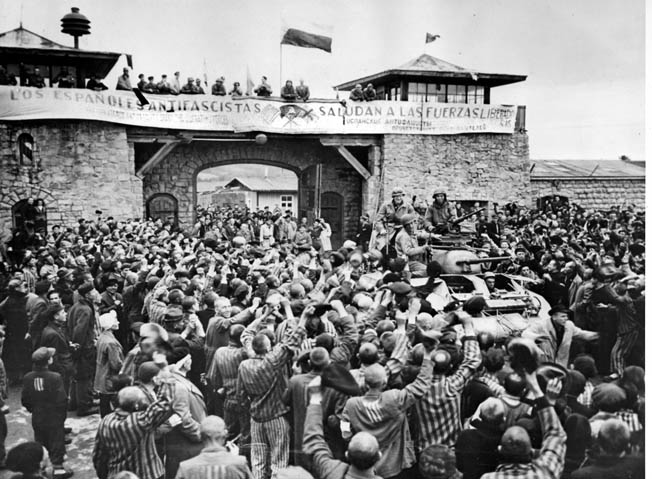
[
  {"x1": 408, "y1": 82, "x2": 428, "y2": 102},
  {"x1": 280, "y1": 195, "x2": 293, "y2": 210},
  {"x1": 426, "y1": 84, "x2": 441, "y2": 103},
  {"x1": 467, "y1": 85, "x2": 485, "y2": 104},
  {"x1": 447, "y1": 84, "x2": 467, "y2": 104},
  {"x1": 17, "y1": 133, "x2": 34, "y2": 166}
]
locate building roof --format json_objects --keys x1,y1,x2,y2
[
  {"x1": 224, "y1": 176, "x2": 297, "y2": 192},
  {"x1": 531, "y1": 159, "x2": 645, "y2": 179},
  {"x1": 0, "y1": 26, "x2": 72, "y2": 49},
  {"x1": 335, "y1": 53, "x2": 526, "y2": 90},
  {"x1": 0, "y1": 26, "x2": 122, "y2": 78}
]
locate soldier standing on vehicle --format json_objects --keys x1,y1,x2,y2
[{"x1": 424, "y1": 191, "x2": 457, "y2": 233}]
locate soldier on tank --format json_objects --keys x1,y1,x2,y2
[{"x1": 424, "y1": 190, "x2": 457, "y2": 233}]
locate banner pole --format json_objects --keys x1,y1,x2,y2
[{"x1": 279, "y1": 43, "x2": 283, "y2": 94}]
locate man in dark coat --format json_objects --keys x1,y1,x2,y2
[
  {"x1": 22, "y1": 347, "x2": 71, "y2": 478},
  {"x1": 99, "y1": 277, "x2": 128, "y2": 351},
  {"x1": 571, "y1": 418, "x2": 643, "y2": 479},
  {"x1": 40, "y1": 304, "x2": 75, "y2": 399},
  {"x1": 67, "y1": 282, "x2": 100, "y2": 416},
  {"x1": 0, "y1": 279, "x2": 31, "y2": 385},
  {"x1": 455, "y1": 398, "x2": 506, "y2": 479}
]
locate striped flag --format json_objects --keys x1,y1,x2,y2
[{"x1": 281, "y1": 20, "x2": 333, "y2": 53}]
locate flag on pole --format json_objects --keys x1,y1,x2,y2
[
  {"x1": 425, "y1": 33, "x2": 440, "y2": 44},
  {"x1": 246, "y1": 66, "x2": 254, "y2": 95},
  {"x1": 281, "y1": 20, "x2": 333, "y2": 53}
]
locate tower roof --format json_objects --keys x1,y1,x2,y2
[
  {"x1": 335, "y1": 53, "x2": 526, "y2": 90},
  {"x1": 0, "y1": 26, "x2": 123, "y2": 79}
]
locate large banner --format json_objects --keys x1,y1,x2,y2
[{"x1": 0, "y1": 86, "x2": 517, "y2": 135}]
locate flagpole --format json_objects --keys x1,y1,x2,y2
[{"x1": 279, "y1": 43, "x2": 283, "y2": 94}]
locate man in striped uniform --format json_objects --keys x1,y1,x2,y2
[
  {"x1": 237, "y1": 308, "x2": 306, "y2": 479},
  {"x1": 414, "y1": 311, "x2": 482, "y2": 452},
  {"x1": 92, "y1": 378, "x2": 175, "y2": 479},
  {"x1": 206, "y1": 324, "x2": 250, "y2": 452}
]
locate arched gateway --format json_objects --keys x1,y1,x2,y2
[{"x1": 135, "y1": 134, "x2": 380, "y2": 240}]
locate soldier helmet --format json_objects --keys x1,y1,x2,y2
[{"x1": 391, "y1": 187, "x2": 404, "y2": 197}]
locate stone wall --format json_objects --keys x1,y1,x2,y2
[
  {"x1": 531, "y1": 178, "x2": 645, "y2": 210},
  {"x1": 379, "y1": 133, "x2": 530, "y2": 214},
  {"x1": 142, "y1": 139, "x2": 362, "y2": 239},
  {"x1": 0, "y1": 120, "x2": 142, "y2": 232}
]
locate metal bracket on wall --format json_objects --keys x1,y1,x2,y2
[
  {"x1": 136, "y1": 140, "x2": 181, "y2": 178},
  {"x1": 328, "y1": 144, "x2": 372, "y2": 180}
]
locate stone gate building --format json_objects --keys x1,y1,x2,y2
[
  {"x1": 0, "y1": 25, "x2": 535, "y2": 247},
  {"x1": 1, "y1": 22, "x2": 640, "y2": 249}
]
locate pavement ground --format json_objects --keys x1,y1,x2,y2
[{"x1": 5, "y1": 384, "x2": 98, "y2": 479}]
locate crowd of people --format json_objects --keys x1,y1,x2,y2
[
  {"x1": 0, "y1": 188, "x2": 645, "y2": 479},
  {"x1": 0, "y1": 65, "x2": 321, "y2": 101}
]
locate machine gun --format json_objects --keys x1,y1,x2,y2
[
  {"x1": 427, "y1": 207, "x2": 485, "y2": 234},
  {"x1": 454, "y1": 255, "x2": 512, "y2": 273},
  {"x1": 448, "y1": 207, "x2": 485, "y2": 227}
]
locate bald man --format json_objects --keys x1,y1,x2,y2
[
  {"x1": 481, "y1": 374, "x2": 567, "y2": 479},
  {"x1": 341, "y1": 342, "x2": 436, "y2": 478},
  {"x1": 92, "y1": 381, "x2": 175, "y2": 479},
  {"x1": 175, "y1": 416, "x2": 252, "y2": 479},
  {"x1": 304, "y1": 376, "x2": 383, "y2": 479}
]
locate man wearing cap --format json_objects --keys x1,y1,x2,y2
[
  {"x1": 482, "y1": 373, "x2": 567, "y2": 479},
  {"x1": 176, "y1": 415, "x2": 252, "y2": 479},
  {"x1": 181, "y1": 77, "x2": 196, "y2": 94},
  {"x1": 414, "y1": 311, "x2": 482, "y2": 452},
  {"x1": 21, "y1": 347, "x2": 71, "y2": 478},
  {"x1": 95, "y1": 311, "x2": 124, "y2": 417},
  {"x1": 212, "y1": 77, "x2": 227, "y2": 96},
  {"x1": 424, "y1": 191, "x2": 457, "y2": 233},
  {"x1": 142, "y1": 76, "x2": 158, "y2": 94},
  {"x1": 39, "y1": 304, "x2": 75, "y2": 400},
  {"x1": 395, "y1": 213, "x2": 430, "y2": 277},
  {"x1": 67, "y1": 282, "x2": 101, "y2": 416},
  {"x1": 378, "y1": 187, "x2": 415, "y2": 234}
]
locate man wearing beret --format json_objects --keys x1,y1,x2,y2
[{"x1": 22, "y1": 347, "x2": 71, "y2": 478}]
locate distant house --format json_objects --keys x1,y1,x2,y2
[{"x1": 210, "y1": 176, "x2": 298, "y2": 216}]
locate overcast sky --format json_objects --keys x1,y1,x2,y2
[{"x1": 0, "y1": 0, "x2": 645, "y2": 161}]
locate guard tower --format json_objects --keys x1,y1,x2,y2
[
  {"x1": 0, "y1": 8, "x2": 122, "y2": 88},
  {"x1": 335, "y1": 53, "x2": 526, "y2": 105}
]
